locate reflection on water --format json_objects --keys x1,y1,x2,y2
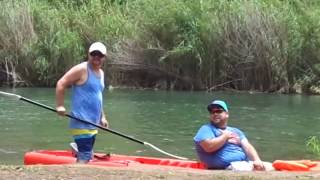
[
  {"x1": 1, "y1": 88, "x2": 320, "y2": 164},
  {"x1": 0, "y1": 148, "x2": 17, "y2": 154}
]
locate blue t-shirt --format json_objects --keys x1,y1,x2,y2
[{"x1": 193, "y1": 123, "x2": 248, "y2": 169}]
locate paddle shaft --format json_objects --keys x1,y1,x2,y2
[
  {"x1": 19, "y1": 97, "x2": 145, "y2": 145},
  {"x1": 0, "y1": 91, "x2": 188, "y2": 160}
]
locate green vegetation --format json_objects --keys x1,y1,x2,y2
[
  {"x1": 307, "y1": 136, "x2": 320, "y2": 157},
  {"x1": 0, "y1": 0, "x2": 320, "y2": 92}
]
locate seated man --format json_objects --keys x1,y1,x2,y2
[{"x1": 194, "y1": 100, "x2": 272, "y2": 171}]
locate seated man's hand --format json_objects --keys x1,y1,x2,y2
[
  {"x1": 253, "y1": 160, "x2": 265, "y2": 171},
  {"x1": 220, "y1": 130, "x2": 240, "y2": 144}
]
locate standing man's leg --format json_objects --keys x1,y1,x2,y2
[{"x1": 74, "y1": 135, "x2": 96, "y2": 163}]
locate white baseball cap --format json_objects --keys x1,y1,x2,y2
[{"x1": 89, "y1": 42, "x2": 107, "y2": 55}]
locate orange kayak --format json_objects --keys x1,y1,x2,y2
[
  {"x1": 273, "y1": 160, "x2": 320, "y2": 171},
  {"x1": 24, "y1": 150, "x2": 206, "y2": 170}
]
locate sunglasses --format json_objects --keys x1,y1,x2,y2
[
  {"x1": 90, "y1": 51, "x2": 105, "y2": 58},
  {"x1": 210, "y1": 109, "x2": 224, "y2": 114}
]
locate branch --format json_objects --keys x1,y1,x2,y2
[{"x1": 207, "y1": 79, "x2": 243, "y2": 92}]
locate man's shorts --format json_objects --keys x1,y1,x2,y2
[
  {"x1": 73, "y1": 134, "x2": 96, "y2": 162},
  {"x1": 226, "y1": 161, "x2": 274, "y2": 171}
]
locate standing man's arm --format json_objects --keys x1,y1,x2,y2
[
  {"x1": 98, "y1": 69, "x2": 108, "y2": 127},
  {"x1": 241, "y1": 139, "x2": 265, "y2": 170},
  {"x1": 56, "y1": 64, "x2": 85, "y2": 116},
  {"x1": 100, "y1": 111, "x2": 108, "y2": 127}
]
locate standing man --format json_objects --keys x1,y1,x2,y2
[
  {"x1": 56, "y1": 42, "x2": 108, "y2": 163},
  {"x1": 194, "y1": 100, "x2": 272, "y2": 170}
]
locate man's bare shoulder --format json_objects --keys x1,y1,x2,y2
[
  {"x1": 61, "y1": 62, "x2": 87, "y2": 79},
  {"x1": 72, "y1": 62, "x2": 87, "y2": 71},
  {"x1": 64, "y1": 62, "x2": 86, "y2": 75}
]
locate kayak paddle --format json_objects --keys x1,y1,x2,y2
[{"x1": 0, "y1": 91, "x2": 188, "y2": 160}]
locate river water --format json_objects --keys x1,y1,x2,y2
[{"x1": 0, "y1": 88, "x2": 320, "y2": 165}]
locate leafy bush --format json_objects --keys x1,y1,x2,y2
[
  {"x1": 1, "y1": 0, "x2": 320, "y2": 91},
  {"x1": 307, "y1": 136, "x2": 320, "y2": 157}
]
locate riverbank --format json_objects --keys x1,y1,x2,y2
[{"x1": 1, "y1": 165, "x2": 320, "y2": 180}]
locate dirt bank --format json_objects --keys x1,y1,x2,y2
[{"x1": 1, "y1": 165, "x2": 320, "y2": 180}]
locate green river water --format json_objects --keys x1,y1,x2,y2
[{"x1": 0, "y1": 88, "x2": 320, "y2": 165}]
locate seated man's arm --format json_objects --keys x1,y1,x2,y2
[
  {"x1": 199, "y1": 130, "x2": 233, "y2": 153},
  {"x1": 241, "y1": 139, "x2": 261, "y2": 161},
  {"x1": 241, "y1": 139, "x2": 265, "y2": 170}
]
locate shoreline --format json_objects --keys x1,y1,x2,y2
[{"x1": 1, "y1": 165, "x2": 320, "y2": 180}]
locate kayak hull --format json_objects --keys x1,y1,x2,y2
[
  {"x1": 25, "y1": 150, "x2": 320, "y2": 172},
  {"x1": 24, "y1": 150, "x2": 206, "y2": 169},
  {"x1": 273, "y1": 160, "x2": 320, "y2": 171}
]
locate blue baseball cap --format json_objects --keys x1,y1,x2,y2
[{"x1": 207, "y1": 100, "x2": 228, "y2": 112}]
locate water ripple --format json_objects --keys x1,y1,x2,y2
[{"x1": 0, "y1": 148, "x2": 17, "y2": 154}]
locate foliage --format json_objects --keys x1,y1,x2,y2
[
  {"x1": 0, "y1": 0, "x2": 320, "y2": 92},
  {"x1": 307, "y1": 136, "x2": 320, "y2": 157}
]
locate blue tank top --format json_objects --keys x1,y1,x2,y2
[{"x1": 70, "y1": 63, "x2": 104, "y2": 129}]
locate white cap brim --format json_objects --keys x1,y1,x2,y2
[{"x1": 89, "y1": 42, "x2": 107, "y2": 55}]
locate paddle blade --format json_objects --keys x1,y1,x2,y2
[{"x1": 0, "y1": 91, "x2": 21, "y2": 100}]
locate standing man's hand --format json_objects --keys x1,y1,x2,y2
[
  {"x1": 56, "y1": 106, "x2": 66, "y2": 116},
  {"x1": 101, "y1": 117, "x2": 109, "y2": 128}
]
